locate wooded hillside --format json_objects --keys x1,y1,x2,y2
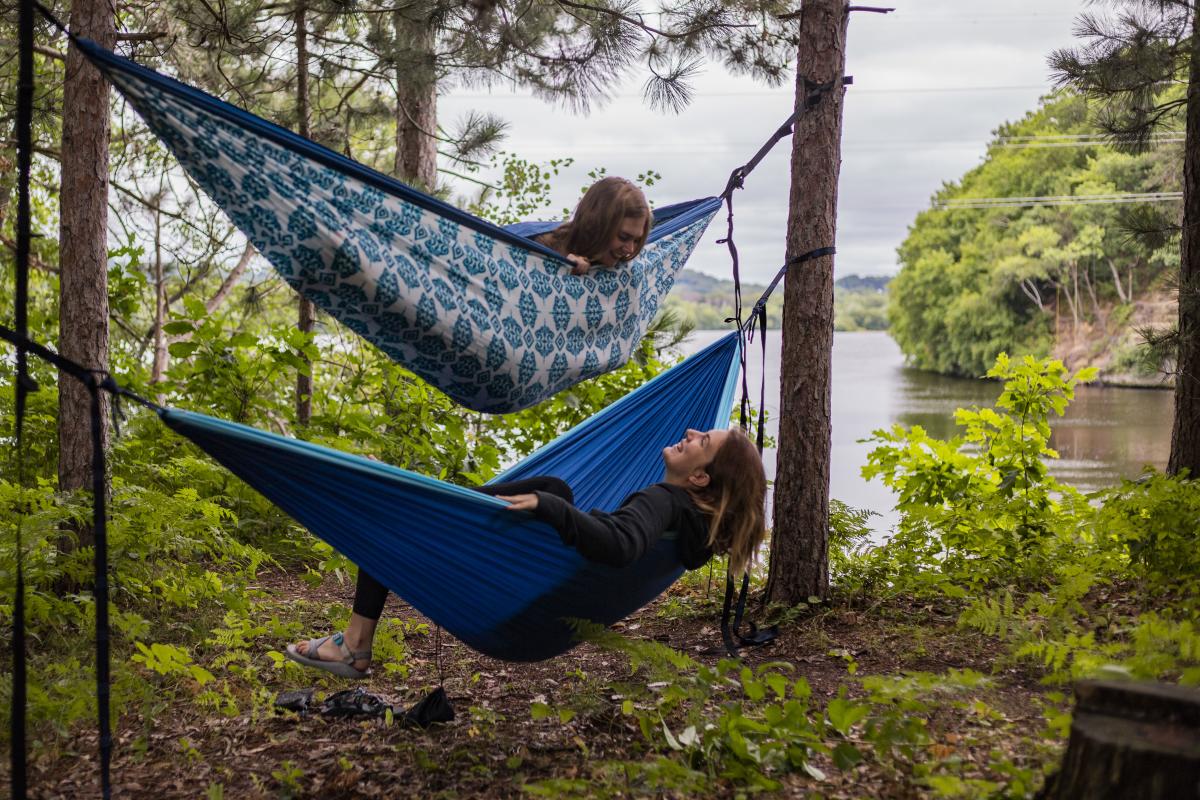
[
  {"x1": 666, "y1": 269, "x2": 889, "y2": 331},
  {"x1": 890, "y1": 91, "x2": 1180, "y2": 383}
]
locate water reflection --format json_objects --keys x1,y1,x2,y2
[{"x1": 682, "y1": 330, "x2": 1174, "y2": 534}]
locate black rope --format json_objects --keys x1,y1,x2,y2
[
  {"x1": 11, "y1": 1, "x2": 35, "y2": 796},
  {"x1": 716, "y1": 247, "x2": 836, "y2": 659},
  {"x1": 0, "y1": 326, "x2": 158, "y2": 800}
]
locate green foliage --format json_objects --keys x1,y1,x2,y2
[
  {"x1": 860, "y1": 354, "x2": 1096, "y2": 589},
  {"x1": 528, "y1": 622, "x2": 1048, "y2": 797},
  {"x1": 890, "y1": 90, "x2": 1179, "y2": 376},
  {"x1": 842, "y1": 351, "x2": 1199, "y2": 691},
  {"x1": 834, "y1": 287, "x2": 889, "y2": 331}
]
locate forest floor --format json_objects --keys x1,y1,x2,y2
[{"x1": 17, "y1": 568, "x2": 1065, "y2": 799}]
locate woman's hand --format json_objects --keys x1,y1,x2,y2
[
  {"x1": 566, "y1": 254, "x2": 592, "y2": 275},
  {"x1": 497, "y1": 493, "x2": 539, "y2": 512}
]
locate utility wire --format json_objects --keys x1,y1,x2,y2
[{"x1": 936, "y1": 191, "x2": 1182, "y2": 209}]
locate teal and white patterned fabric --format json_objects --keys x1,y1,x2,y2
[{"x1": 79, "y1": 39, "x2": 721, "y2": 413}]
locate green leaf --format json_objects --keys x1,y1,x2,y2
[
  {"x1": 832, "y1": 742, "x2": 862, "y2": 769},
  {"x1": 168, "y1": 342, "x2": 200, "y2": 358},
  {"x1": 162, "y1": 321, "x2": 195, "y2": 335},
  {"x1": 661, "y1": 719, "x2": 682, "y2": 750},
  {"x1": 827, "y1": 698, "x2": 869, "y2": 735}
]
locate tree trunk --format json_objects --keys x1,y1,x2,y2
[
  {"x1": 1168, "y1": 5, "x2": 1200, "y2": 478},
  {"x1": 393, "y1": 11, "x2": 438, "y2": 188},
  {"x1": 295, "y1": 4, "x2": 315, "y2": 427},
  {"x1": 1071, "y1": 262, "x2": 1080, "y2": 334},
  {"x1": 1108, "y1": 259, "x2": 1129, "y2": 305},
  {"x1": 151, "y1": 201, "x2": 168, "y2": 386},
  {"x1": 765, "y1": 0, "x2": 847, "y2": 604},
  {"x1": 1020, "y1": 279, "x2": 1046, "y2": 313},
  {"x1": 58, "y1": 0, "x2": 114, "y2": 550},
  {"x1": 1083, "y1": 262, "x2": 1101, "y2": 322},
  {"x1": 1042, "y1": 680, "x2": 1200, "y2": 799}
]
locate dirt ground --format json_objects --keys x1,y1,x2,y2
[{"x1": 14, "y1": 569, "x2": 1061, "y2": 799}]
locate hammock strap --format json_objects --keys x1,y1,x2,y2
[
  {"x1": 717, "y1": 76, "x2": 841, "y2": 431},
  {"x1": 0, "y1": 325, "x2": 161, "y2": 800},
  {"x1": 717, "y1": 244, "x2": 836, "y2": 659},
  {"x1": 11, "y1": 1, "x2": 34, "y2": 796}
]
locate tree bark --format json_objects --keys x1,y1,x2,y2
[
  {"x1": 1107, "y1": 258, "x2": 1129, "y2": 305},
  {"x1": 1168, "y1": 5, "x2": 1200, "y2": 478},
  {"x1": 295, "y1": 3, "x2": 315, "y2": 427},
  {"x1": 151, "y1": 201, "x2": 168, "y2": 385},
  {"x1": 1020, "y1": 279, "x2": 1046, "y2": 313},
  {"x1": 393, "y1": 11, "x2": 438, "y2": 188},
  {"x1": 765, "y1": 0, "x2": 848, "y2": 604},
  {"x1": 1042, "y1": 680, "x2": 1200, "y2": 800},
  {"x1": 58, "y1": 0, "x2": 115, "y2": 549}
]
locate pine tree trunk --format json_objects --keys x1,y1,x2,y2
[
  {"x1": 295, "y1": 4, "x2": 315, "y2": 427},
  {"x1": 1168, "y1": 6, "x2": 1200, "y2": 478},
  {"x1": 58, "y1": 0, "x2": 114, "y2": 550},
  {"x1": 393, "y1": 11, "x2": 438, "y2": 188},
  {"x1": 765, "y1": 0, "x2": 847, "y2": 604}
]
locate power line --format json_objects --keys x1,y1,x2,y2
[
  {"x1": 443, "y1": 84, "x2": 1054, "y2": 100},
  {"x1": 936, "y1": 191, "x2": 1182, "y2": 209},
  {"x1": 490, "y1": 134, "x2": 1184, "y2": 155}
]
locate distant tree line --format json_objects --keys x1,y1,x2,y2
[{"x1": 665, "y1": 269, "x2": 889, "y2": 331}]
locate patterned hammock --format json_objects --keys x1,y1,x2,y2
[{"x1": 76, "y1": 38, "x2": 721, "y2": 413}]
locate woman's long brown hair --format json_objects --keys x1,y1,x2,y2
[
  {"x1": 541, "y1": 177, "x2": 652, "y2": 263},
  {"x1": 690, "y1": 428, "x2": 767, "y2": 576}
]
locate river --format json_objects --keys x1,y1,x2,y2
[{"x1": 680, "y1": 330, "x2": 1175, "y2": 535}]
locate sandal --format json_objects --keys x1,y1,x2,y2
[{"x1": 284, "y1": 632, "x2": 371, "y2": 679}]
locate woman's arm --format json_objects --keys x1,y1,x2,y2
[{"x1": 507, "y1": 485, "x2": 681, "y2": 567}]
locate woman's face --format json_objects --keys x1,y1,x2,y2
[
  {"x1": 595, "y1": 214, "x2": 648, "y2": 267},
  {"x1": 663, "y1": 428, "x2": 729, "y2": 483}
]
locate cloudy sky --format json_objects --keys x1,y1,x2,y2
[{"x1": 440, "y1": 0, "x2": 1092, "y2": 284}]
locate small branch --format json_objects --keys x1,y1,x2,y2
[
  {"x1": 0, "y1": 40, "x2": 65, "y2": 60},
  {"x1": 438, "y1": 166, "x2": 500, "y2": 190},
  {"x1": 553, "y1": 0, "x2": 752, "y2": 38},
  {"x1": 0, "y1": 235, "x2": 58, "y2": 273},
  {"x1": 0, "y1": 140, "x2": 61, "y2": 160},
  {"x1": 204, "y1": 241, "x2": 256, "y2": 315}
]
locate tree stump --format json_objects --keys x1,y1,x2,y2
[{"x1": 1044, "y1": 680, "x2": 1200, "y2": 799}]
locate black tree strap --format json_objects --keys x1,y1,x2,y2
[
  {"x1": 0, "y1": 327, "x2": 159, "y2": 800},
  {"x1": 717, "y1": 244, "x2": 837, "y2": 659},
  {"x1": 11, "y1": 1, "x2": 35, "y2": 797},
  {"x1": 711, "y1": 77, "x2": 841, "y2": 660},
  {"x1": 716, "y1": 77, "x2": 843, "y2": 435}
]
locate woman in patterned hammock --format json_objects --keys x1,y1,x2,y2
[
  {"x1": 535, "y1": 176, "x2": 653, "y2": 275},
  {"x1": 286, "y1": 426, "x2": 767, "y2": 678}
]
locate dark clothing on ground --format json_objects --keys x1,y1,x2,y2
[{"x1": 352, "y1": 476, "x2": 712, "y2": 621}]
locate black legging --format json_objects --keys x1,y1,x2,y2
[{"x1": 351, "y1": 476, "x2": 574, "y2": 620}]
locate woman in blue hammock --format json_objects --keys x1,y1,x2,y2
[
  {"x1": 534, "y1": 176, "x2": 653, "y2": 275},
  {"x1": 287, "y1": 426, "x2": 767, "y2": 678}
]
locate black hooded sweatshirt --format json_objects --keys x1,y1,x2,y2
[{"x1": 532, "y1": 482, "x2": 713, "y2": 569}]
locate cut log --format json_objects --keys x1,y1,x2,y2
[{"x1": 1043, "y1": 680, "x2": 1200, "y2": 799}]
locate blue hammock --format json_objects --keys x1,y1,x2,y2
[
  {"x1": 160, "y1": 332, "x2": 740, "y2": 661},
  {"x1": 75, "y1": 39, "x2": 721, "y2": 414}
]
